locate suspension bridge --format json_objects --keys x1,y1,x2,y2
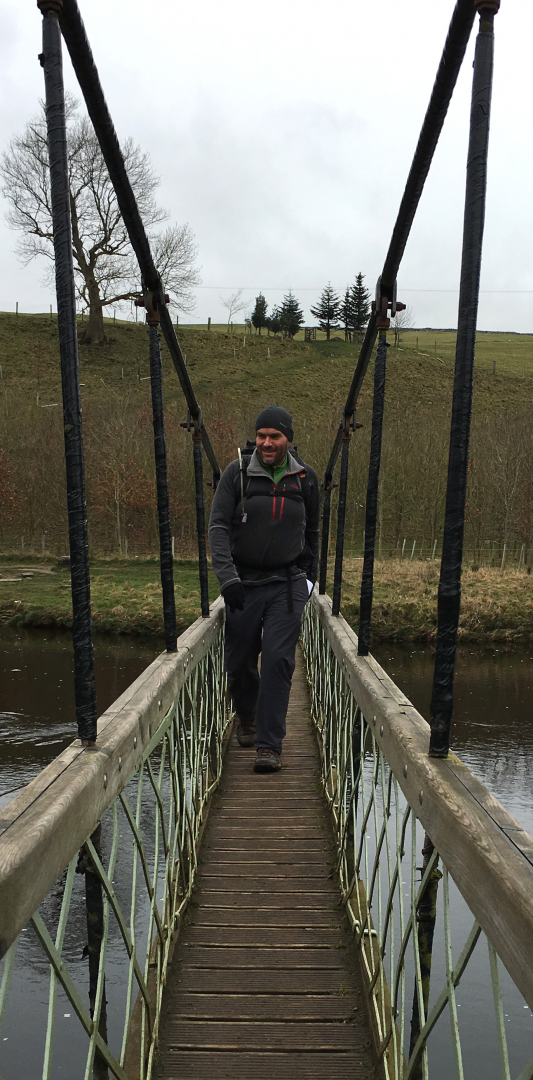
[{"x1": 1, "y1": 1, "x2": 533, "y2": 1078}]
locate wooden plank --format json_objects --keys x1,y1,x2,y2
[
  {"x1": 200, "y1": 851, "x2": 329, "y2": 865},
  {"x1": 174, "y1": 947, "x2": 346, "y2": 969},
  {"x1": 312, "y1": 591, "x2": 533, "y2": 1011},
  {"x1": 169, "y1": 970, "x2": 355, "y2": 994},
  {"x1": 189, "y1": 911, "x2": 340, "y2": 928},
  {"x1": 157, "y1": 1051, "x2": 371, "y2": 1080},
  {"x1": 165, "y1": 993, "x2": 357, "y2": 1021},
  {"x1": 164, "y1": 1020, "x2": 359, "y2": 1050},
  {"x1": 192, "y1": 897, "x2": 339, "y2": 915},
  {"x1": 184, "y1": 928, "x2": 344, "y2": 947}
]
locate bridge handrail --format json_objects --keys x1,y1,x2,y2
[
  {"x1": 303, "y1": 591, "x2": 533, "y2": 1079},
  {"x1": 308, "y1": 591, "x2": 533, "y2": 1011},
  {"x1": 0, "y1": 596, "x2": 225, "y2": 957}
]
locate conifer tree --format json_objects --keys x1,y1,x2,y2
[
  {"x1": 340, "y1": 287, "x2": 354, "y2": 341},
  {"x1": 351, "y1": 272, "x2": 371, "y2": 333},
  {"x1": 251, "y1": 292, "x2": 268, "y2": 334},
  {"x1": 310, "y1": 282, "x2": 341, "y2": 340},
  {"x1": 266, "y1": 305, "x2": 282, "y2": 335},
  {"x1": 279, "y1": 290, "x2": 304, "y2": 339}
]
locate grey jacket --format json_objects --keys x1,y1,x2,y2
[{"x1": 208, "y1": 449, "x2": 320, "y2": 589}]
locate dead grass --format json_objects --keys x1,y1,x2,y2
[{"x1": 337, "y1": 559, "x2": 533, "y2": 645}]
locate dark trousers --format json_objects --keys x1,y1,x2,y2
[{"x1": 224, "y1": 578, "x2": 308, "y2": 754}]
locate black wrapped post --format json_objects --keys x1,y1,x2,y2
[
  {"x1": 39, "y1": 1, "x2": 97, "y2": 743},
  {"x1": 77, "y1": 826, "x2": 108, "y2": 1080},
  {"x1": 429, "y1": 2, "x2": 498, "y2": 757},
  {"x1": 331, "y1": 420, "x2": 351, "y2": 617},
  {"x1": 358, "y1": 334, "x2": 388, "y2": 655},
  {"x1": 148, "y1": 324, "x2": 177, "y2": 652},
  {"x1": 318, "y1": 484, "x2": 331, "y2": 595},
  {"x1": 192, "y1": 433, "x2": 210, "y2": 617}
]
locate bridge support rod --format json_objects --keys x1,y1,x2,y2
[
  {"x1": 358, "y1": 333, "x2": 388, "y2": 655},
  {"x1": 318, "y1": 486, "x2": 331, "y2": 595},
  {"x1": 429, "y1": 3, "x2": 498, "y2": 757},
  {"x1": 39, "y1": 1, "x2": 97, "y2": 743},
  {"x1": 331, "y1": 419, "x2": 351, "y2": 617},
  {"x1": 192, "y1": 438, "x2": 210, "y2": 617},
  {"x1": 148, "y1": 325, "x2": 177, "y2": 651}
]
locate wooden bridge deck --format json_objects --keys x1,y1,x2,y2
[{"x1": 156, "y1": 650, "x2": 377, "y2": 1079}]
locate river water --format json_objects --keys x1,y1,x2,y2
[{"x1": 1, "y1": 629, "x2": 532, "y2": 1076}]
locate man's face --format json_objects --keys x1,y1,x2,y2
[{"x1": 256, "y1": 427, "x2": 290, "y2": 467}]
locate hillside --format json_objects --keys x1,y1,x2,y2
[{"x1": 1, "y1": 312, "x2": 532, "y2": 565}]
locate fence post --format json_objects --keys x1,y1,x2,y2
[
  {"x1": 430, "y1": 3, "x2": 498, "y2": 757},
  {"x1": 39, "y1": 0, "x2": 97, "y2": 742}
]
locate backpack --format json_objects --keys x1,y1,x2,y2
[{"x1": 235, "y1": 441, "x2": 311, "y2": 524}]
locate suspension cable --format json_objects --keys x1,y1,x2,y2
[
  {"x1": 429, "y1": 1, "x2": 499, "y2": 757},
  {"x1": 148, "y1": 322, "x2": 178, "y2": 651},
  {"x1": 38, "y1": 0, "x2": 97, "y2": 743},
  {"x1": 58, "y1": 0, "x2": 220, "y2": 487},
  {"x1": 358, "y1": 332, "x2": 388, "y2": 655},
  {"x1": 320, "y1": 0, "x2": 477, "y2": 608}
]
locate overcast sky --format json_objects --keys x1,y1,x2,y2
[{"x1": 0, "y1": 0, "x2": 532, "y2": 331}]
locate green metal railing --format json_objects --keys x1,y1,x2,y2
[
  {"x1": 302, "y1": 591, "x2": 533, "y2": 1080},
  {"x1": 0, "y1": 598, "x2": 230, "y2": 1080}
]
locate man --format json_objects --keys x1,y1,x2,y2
[{"x1": 208, "y1": 406, "x2": 319, "y2": 773}]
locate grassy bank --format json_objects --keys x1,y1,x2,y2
[
  {"x1": 339, "y1": 560, "x2": 533, "y2": 646},
  {"x1": 0, "y1": 559, "x2": 219, "y2": 636},
  {"x1": 2, "y1": 557, "x2": 532, "y2": 645}
]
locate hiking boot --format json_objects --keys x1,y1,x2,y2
[
  {"x1": 253, "y1": 747, "x2": 281, "y2": 773},
  {"x1": 236, "y1": 719, "x2": 256, "y2": 748}
]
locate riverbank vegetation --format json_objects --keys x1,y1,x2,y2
[
  {"x1": 1, "y1": 314, "x2": 532, "y2": 568},
  {"x1": 1, "y1": 557, "x2": 532, "y2": 645}
]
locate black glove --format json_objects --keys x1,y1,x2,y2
[{"x1": 222, "y1": 580, "x2": 245, "y2": 613}]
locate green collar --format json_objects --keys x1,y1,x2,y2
[{"x1": 258, "y1": 454, "x2": 288, "y2": 486}]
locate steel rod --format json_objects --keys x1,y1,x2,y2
[
  {"x1": 193, "y1": 441, "x2": 210, "y2": 617},
  {"x1": 40, "y1": 5, "x2": 97, "y2": 742},
  {"x1": 318, "y1": 489, "x2": 332, "y2": 595},
  {"x1": 58, "y1": 0, "x2": 220, "y2": 487},
  {"x1": 358, "y1": 334, "x2": 388, "y2": 655},
  {"x1": 331, "y1": 430, "x2": 350, "y2": 616},
  {"x1": 429, "y1": 6, "x2": 497, "y2": 757},
  {"x1": 323, "y1": 0, "x2": 476, "y2": 487},
  {"x1": 149, "y1": 325, "x2": 177, "y2": 652}
]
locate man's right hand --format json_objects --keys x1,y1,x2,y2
[{"x1": 222, "y1": 580, "x2": 245, "y2": 613}]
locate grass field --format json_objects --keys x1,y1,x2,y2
[
  {"x1": 0, "y1": 558, "x2": 219, "y2": 637},
  {"x1": 1, "y1": 312, "x2": 533, "y2": 441},
  {"x1": 1, "y1": 555, "x2": 532, "y2": 645}
]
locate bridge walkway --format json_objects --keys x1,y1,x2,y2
[{"x1": 156, "y1": 650, "x2": 377, "y2": 1079}]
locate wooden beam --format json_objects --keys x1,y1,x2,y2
[
  {"x1": 0, "y1": 599, "x2": 225, "y2": 958},
  {"x1": 311, "y1": 592, "x2": 533, "y2": 1011}
]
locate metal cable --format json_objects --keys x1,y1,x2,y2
[
  {"x1": 58, "y1": 0, "x2": 220, "y2": 488},
  {"x1": 331, "y1": 430, "x2": 351, "y2": 617},
  {"x1": 319, "y1": 0, "x2": 477, "y2": 599},
  {"x1": 149, "y1": 325, "x2": 177, "y2": 652},
  {"x1": 40, "y1": 8, "x2": 97, "y2": 742},
  {"x1": 193, "y1": 441, "x2": 210, "y2": 617},
  {"x1": 429, "y1": 8, "x2": 496, "y2": 757},
  {"x1": 358, "y1": 334, "x2": 388, "y2": 655}
]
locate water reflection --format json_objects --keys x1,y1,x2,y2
[
  {"x1": 373, "y1": 642, "x2": 533, "y2": 834},
  {"x1": 0, "y1": 628, "x2": 163, "y2": 811}
]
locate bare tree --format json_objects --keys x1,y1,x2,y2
[
  {"x1": 220, "y1": 289, "x2": 247, "y2": 331},
  {"x1": 0, "y1": 99, "x2": 200, "y2": 345},
  {"x1": 391, "y1": 305, "x2": 415, "y2": 347}
]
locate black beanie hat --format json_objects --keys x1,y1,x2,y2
[{"x1": 255, "y1": 406, "x2": 294, "y2": 442}]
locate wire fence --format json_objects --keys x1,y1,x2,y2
[
  {"x1": 302, "y1": 591, "x2": 533, "y2": 1080},
  {"x1": 0, "y1": 599, "x2": 230, "y2": 1080}
]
